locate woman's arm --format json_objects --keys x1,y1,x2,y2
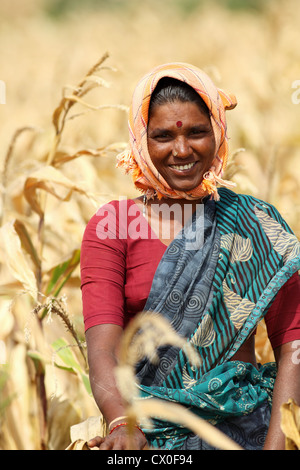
[
  {"x1": 85, "y1": 323, "x2": 147, "y2": 450},
  {"x1": 263, "y1": 341, "x2": 300, "y2": 450}
]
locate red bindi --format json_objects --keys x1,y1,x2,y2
[{"x1": 176, "y1": 120, "x2": 183, "y2": 128}]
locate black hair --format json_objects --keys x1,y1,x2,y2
[{"x1": 149, "y1": 77, "x2": 210, "y2": 117}]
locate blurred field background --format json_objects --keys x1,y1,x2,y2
[{"x1": 0, "y1": 0, "x2": 299, "y2": 450}]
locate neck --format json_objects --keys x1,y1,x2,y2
[{"x1": 150, "y1": 195, "x2": 204, "y2": 207}]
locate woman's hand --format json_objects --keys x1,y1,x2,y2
[{"x1": 87, "y1": 425, "x2": 148, "y2": 450}]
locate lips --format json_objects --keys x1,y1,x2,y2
[{"x1": 169, "y1": 161, "x2": 197, "y2": 172}]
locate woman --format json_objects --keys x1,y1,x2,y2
[{"x1": 81, "y1": 63, "x2": 300, "y2": 450}]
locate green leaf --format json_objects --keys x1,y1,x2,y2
[
  {"x1": 80, "y1": 372, "x2": 92, "y2": 395},
  {"x1": 52, "y1": 338, "x2": 91, "y2": 395},
  {"x1": 39, "y1": 249, "x2": 80, "y2": 319},
  {"x1": 53, "y1": 363, "x2": 76, "y2": 374},
  {"x1": 27, "y1": 350, "x2": 46, "y2": 375},
  {"x1": 52, "y1": 338, "x2": 81, "y2": 372},
  {"x1": 45, "y1": 249, "x2": 80, "y2": 297}
]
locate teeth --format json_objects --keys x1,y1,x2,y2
[{"x1": 171, "y1": 162, "x2": 195, "y2": 171}]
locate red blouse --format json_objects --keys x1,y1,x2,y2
[{"x1": 80, "y1": 199, "x2": 300, "y2": 351}]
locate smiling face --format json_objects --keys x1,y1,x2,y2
[{"x1": 147, "y1": 101, "x2": 216, "y2": 192}]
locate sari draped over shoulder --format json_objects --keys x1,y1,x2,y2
[{"x1": 136, "y1": 188, "x2": 300, "y2": 449}]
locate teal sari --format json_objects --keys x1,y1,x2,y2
[{"x1": 136, "y1": 189, "x2": 300, "y2": 449}]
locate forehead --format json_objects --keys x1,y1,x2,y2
[{"x1": 148, "y1": 101, "x2": 211, "y2": 128}]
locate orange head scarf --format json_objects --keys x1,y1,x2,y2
[{"x1": 117, "y1": 62, "x2": 237, "y2": 201}]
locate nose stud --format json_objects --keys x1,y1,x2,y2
[{"x1": 173, "y1": 150, "x2": 178, "y2": 157}]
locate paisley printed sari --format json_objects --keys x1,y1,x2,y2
[{"x1": 135, "y1": 188, "x2": 300, "y2": 450}]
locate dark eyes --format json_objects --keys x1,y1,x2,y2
[
  {"x1": 154, "y1": 132, "x2": 171, "y2": 140},
  {"x1": 190, "y1": 128, "x2": 204, "y2": 135}
]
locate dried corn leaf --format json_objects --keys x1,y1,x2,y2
[
  {"x1": 255, "y1": 320, "x2": 274, "y2": 363},
  {"x1": 13, "y1": 219, "x2": 41, "y2": 270},
  {"x1": 280, "y1": 398, "x2": 300, "y2": 450},
  {"x1": 52, "y1": 142, "x2": 127, "y2": 167},
  {"x1": 51, "y1": 54, "x2": 110, "y2": 136},
  {"x1": 0, "y1": 299, "x2": 14, "y2": 339},
  {"x1": 63, "y1": 94, "x2": 128, "y2": 112},
  {"x1": 70, "y1": 416, "x2": 105, "y2": 443},
  {"x1": 48, "y1": 397, "x2": 82, "y2": 450},
  {"x1": 4, "y1": 343, "x2": 36, "y2": 450},
  {"x1": 65, "y1": 439, "x2": 90, "y2": 450},
  {"x1": 23, "y1": 165, "x2": 97, "y2": 217},
  {"x1": 82, "y1": 51, "x2": 110, "y2": 79},
  {"x1": 0, "y1": 220, "x2": 37, "y2": 298},
  {"x1": 52, "y1": 97, "x2": 70, "y2": 135},
  {"x1": 0, "y1": 282, "x2": 24, "y2": 296},
  {"x1": 84, "y1": 75, "x2": 111, "y2": 88}
]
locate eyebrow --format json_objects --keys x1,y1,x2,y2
[
  {"x1": 189, "y1": 124, "x2": 210, "y2": 131},
  {"x1": 148, "y1": 123, "x2": 210, "y2": 134},
  {"x1": 148, "y1": 127, "x2": 170, "y2": 134}
]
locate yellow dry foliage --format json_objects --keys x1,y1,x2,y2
[
  {"x1": 280, "y1": 399, "x2": 300, "y2": 450},
  {"x1": 0, "y1": 0, "x2": 299, "y2": 450}
]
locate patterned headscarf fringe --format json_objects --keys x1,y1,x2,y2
[
  {"x1": 202, "y1": 169, "x2": 237, "y2": 202},
  {"x1": 116, "y1": 147, "x2": 135, "y2": 173}
]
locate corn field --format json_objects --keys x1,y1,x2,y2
[{"x1": 0, "y1": 0, "x2": 300, "y2": 450}]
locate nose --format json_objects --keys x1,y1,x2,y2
[{"x1": 173, "y1": 136, "x2": 191, "y2": 158}]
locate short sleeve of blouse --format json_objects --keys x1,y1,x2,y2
[
  {"x1": 80, "y1": 200, "x2": 127, "y2": 331},
  {"x1": 265, "y1": 272, "x2": 300, "y2": 349}
]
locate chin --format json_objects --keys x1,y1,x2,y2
[{"x1": 170, "y1": 180, "x2": 202, "y2": 192}]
